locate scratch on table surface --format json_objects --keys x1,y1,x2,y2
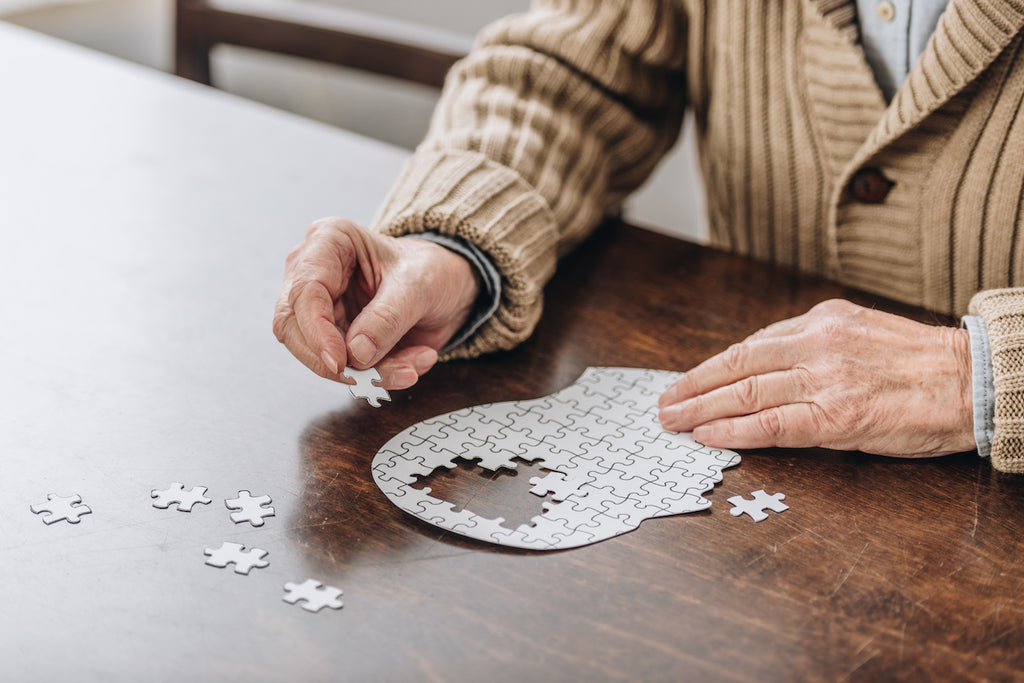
[
  {"x1": 898, "y1": 621, "x2": 906, "y2": 672},
  {"x1": 910, "y1": 596, "x2": 940, "y2": 622},
  {"x1": 971, "y1": 500, "x2": 979, "y2": 539},
  {"x1": 321, "y1": 469, "x2": 341, "y2": 491},
  {"x1": 841, "y1": 636, "x2": 878, "y2": 680},
  {"x1": 980, "y1": 623, "x2": 1020, "y2": 650},
  {"x1": 743, "y1": 522, "x2": 816, "y2": 567},
  {"x1": 829, "y1": 541, "x2": 869, "y2": 597}
]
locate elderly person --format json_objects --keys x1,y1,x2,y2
[{"x1": 274, "y1": 0, "x2": 1024, "y2": 471}]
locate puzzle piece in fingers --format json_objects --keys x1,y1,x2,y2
[
  {"x1": 728, "y1": 489, "x2": 788, "y2": 522},
  {"x1": 372, "y1": 367, "x2": 740, "y2": 550},
  {"x1": 151, "y1": 482, "x2": 212, "y2": 512},
  {"x1": 30, "y1": 493, "x2": 92, "y2": 524},
  {"x1": 343, "y1": 366, "x2": 390, "y2": 408}
]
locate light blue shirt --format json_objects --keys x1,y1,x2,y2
[{"x1": 856, "y1": 0, "x2": 950, "y2": 100}]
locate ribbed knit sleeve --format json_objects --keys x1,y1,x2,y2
[
  {"x1": 969, "y1": 288, "x2": 1024, "y2": 473},
  {"x1": 371, "y1": 0, "x2": 689, "y2": 359}
]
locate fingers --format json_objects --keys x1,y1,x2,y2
[
  {"x1": 659, "y1": 336, "x2": 803, "y2": 408},
  {"x1": 275, "y1": 217, "x2": 489, "y2": 395},
  {"x1": 375, "y1": 346, "x2": 439, "y2": 390},
  {"x1": 744, "y1": 315, "x2": 806, "y2": 342},
  {"x1": 692, "y1": 403, "x2": 826, "y2": 449},
  {"x1": 659, "y1": 370, "x2": 808, "y2": 432},
  {"x1": 274, "y1": 217, "x2": 369, "y2": 380},
  {"x1": 273, "y1": 284, "x2": 347, "y2": 381},
  {"x1": 291, "y1": 280, "x2": 349, "y2": 374},
  {"x1": 345, "y1": 276, "x2": 427, "y2": 369}
]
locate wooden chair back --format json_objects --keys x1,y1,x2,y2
[{"x1": 174, "y1": 0, "x2": 469, "y2": 89}]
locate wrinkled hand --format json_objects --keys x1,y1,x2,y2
[
  {"x1": 658, "y1": 299, "x2": 975, "y2": 457},
  {"x1": 273, "y1": 217, "x2": 480, "y2": 389}
]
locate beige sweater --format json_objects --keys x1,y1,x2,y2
[{"x1": 372, "y1": 0, "x2": 1024, "y2": 471}]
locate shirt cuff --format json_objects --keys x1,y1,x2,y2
[
  {"x1": 962, "y1": 315, "x2": 995, "y2": 458},
  {"x1": 403, "y1": 232, "x2": 502, "y2": 353}
]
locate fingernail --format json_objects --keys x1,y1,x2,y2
[
  {"x1": 414, "y1": 349, "x2": 437, "y2": 374},
  {"x1": 320, "y1": 351, "x2": 339, "y2": 376},
  {"x1": 348, "y1": 334, "x2": 376, "y2": 366},
  {"x1": 393, "y1": 367, "x2": 418, "y2": 389}
]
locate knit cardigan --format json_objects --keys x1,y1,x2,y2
[{"x1": 371, "y1": 0, "x2": 1024, "y2": 472}]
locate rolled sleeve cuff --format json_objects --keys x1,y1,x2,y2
[
  {"x1": 404, "y1": 232, "x2": 502, "y2": 353},
  {"x1": 962, "y1": 314, "x2": 995, "y2": 459}
]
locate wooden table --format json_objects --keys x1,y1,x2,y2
[{"x1": 3, "y1": 21, "x2": 1024, "y2": 682}]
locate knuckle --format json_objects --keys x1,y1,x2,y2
[
  {"x1": 812, "y1": 298, "x2": 853, "y2": 316},
  {"x1": 791, "y1": 365, "x2": 816, "y2": 392},
  {"x1": 745, "y1": 326, "x2": 770, "y2": 342},
  {"x1": 721, "y1": 342, "x2": 749, "y2": 373},
  {"x1": 675, "y1": 372, "x2": 700, "y2": 398},
  {"x1": 285, "y1": 241, "x2": 304, "y2": 264},
  {"x1": 733, "y1": 375, "x2": 760, "y2": 409},
  {"x1": 808, "y1": 317, "x2": 852, "y2": 346},
  {"x1": 757, "y1": 408, "x2": 785, "y2": 438},
  {"x1": 271, "y1": 306, "x2": 291, "y2": 343},
  {"x1": 285, "y1": 279, "x2": 309, "y2": 309},
  {"x1": 365, "y1": 300, "x2": 405, "y2": 337},
  {"x1": 272, "y1": 319, "x2": 288, "y2": 344},
  {"x1": 807, "y1": 300, "x2": 866, "y2": 341},
  {"x1": 306, "y1": 217, "x2": 362, "y2": 247},
  {"x1": 807, "y1": 402, "x2": 834, "y2": 433},
  {"x1": 688, "y1": 393, "x2": 708, "y2": 419}
]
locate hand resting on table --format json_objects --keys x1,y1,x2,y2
[{"x1": 658, "y1": 299, "x2": 976, "y2": 458}]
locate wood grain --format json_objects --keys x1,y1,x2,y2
[
  {"x1": 291, "y1": 221, "x2": 1024, "y2": 681},
  {"x1": 5, "y1": 25, "x2": 1023, "y2": 679}
]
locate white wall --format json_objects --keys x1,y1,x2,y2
[{"x1": 3, "y1": 0, "x2": 706, "y2": 242}]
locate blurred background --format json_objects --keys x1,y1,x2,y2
[{"x1": 2, "y1": 0, "x2": 707, "y2": 242}]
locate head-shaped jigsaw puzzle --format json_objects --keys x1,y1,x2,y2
[{"x1": 372, "y1": 367, "x2": 740, "y2": 550}]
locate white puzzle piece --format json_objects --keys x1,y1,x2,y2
[
  {"x1": 224, "y1": 490, "x2": 276, "y2": 526},
  {"x1": 282, "y1": 579, "x2": 344, "y2": 613},
  {"x1": 343, "y1": 366, "x2": 390, "y2": 408},
  {"x1": 204, "y1": 542, "x2": 270, "y2": 575},
  {"x1": 728, "y1": 489, "x2": 788, "y2": 522},
  {"x1": 151, "y1": 482, "x2": 212, "y2": 512},
  {"x1": 30, "y1": 493, "x2": 93, "y2": 525},
  {"x1": 371, "y1": 367, "x2": 741, "y2": 550}
]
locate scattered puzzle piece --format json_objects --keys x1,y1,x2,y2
[
  {"x1": 224, "y1": 490, "x2": 275, "y2": 526},
  {"x1": 371, "y1": 367, "x2": 741, "y2": 550},
  {"x1": 30, "y1": 493, "x2": 92, "y2": 525},
  {"x1": 151, "y1": 482, "x2": 212, "y2": 512},
  {"x1": 728, "y1": 489, "x2": 789, "y2": 522},
  {"x1": 204, "y1": 542, "x2": 270, "y2": 575},
  {"x1": 282, "y1": 578, "x2": 344, "y2": 613},
  {"x1": 343, "y1": 366, "x2": 390, "y2": 408}
]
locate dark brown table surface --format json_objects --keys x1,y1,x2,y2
[{"x1": 4, "y1": 21, "x2": 1024, "y2": 683}]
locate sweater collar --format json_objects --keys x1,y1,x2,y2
[
  {"x1": 861, "y1": 0, "x2": 1024, "y2": 162},
  {"x1": 810, "y1": 0, "x2": 1024, "y2": 165}
]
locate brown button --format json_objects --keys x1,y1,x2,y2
[{"x1": 849, "y1": 167, "x2": 894, "y2": 203}]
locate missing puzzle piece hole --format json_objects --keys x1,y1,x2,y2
[{"x1": 409, "y1": 455, "x2": 550, "y2": 530}]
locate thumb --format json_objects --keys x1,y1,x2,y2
[{"x1": 345, "y1": 279, "x2": 423, "y2": 368}]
